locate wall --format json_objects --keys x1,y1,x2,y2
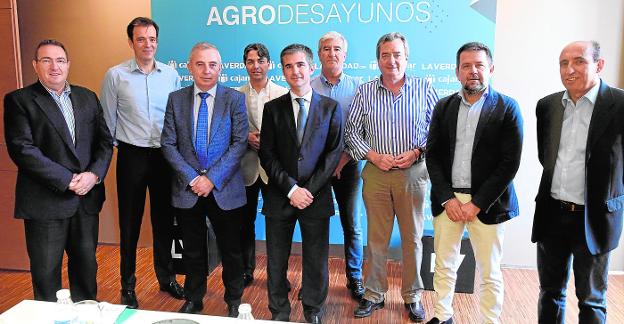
[
  {"x1": 8, "y1": 0, "x2": 624, "y2": 270},
  {"x1": 495, "y1": 0, "x2": 624, "y2": 270}
]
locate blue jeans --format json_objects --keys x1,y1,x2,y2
[
  {"x1": 537, "y1": 199, "x2": 609, "y2": 324},
  {"x1": 332, "y1": 160, "x2": 364, "y2": 280}
]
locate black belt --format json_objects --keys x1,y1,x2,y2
[
  {"x1": 453, "y1": 188, "x2": 471, "y2": 194},
  {"x1": 557, "y1": 199, "x2": 584, "y2": 212}
]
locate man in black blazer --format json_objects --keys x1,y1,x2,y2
[
  {"x1": 259, "y1": 44, "x2": 343, "y2": 324},
  {"x1": 533, "y1": 40, "x2": 624, "y2": 323},
  {"x1": 3, "y1": 39, "x2": 113, "y2": 302},
  {"x1": 426, "y1": 42, "x2": 523, "y2": 324}
]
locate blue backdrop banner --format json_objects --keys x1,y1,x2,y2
[{"x1": 152, "y1": 0, "x2": 496, "y2": 245}]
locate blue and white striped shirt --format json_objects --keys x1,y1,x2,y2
[
  {"x1": 42, "y1": 81, "x2": 75, "y2": 143},
  {"x1": 345, "y1": 75, "x2": 438, "y2": 160}
]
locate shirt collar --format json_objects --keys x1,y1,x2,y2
[
  {"x1": 130, "y1": 59, "x2": 161, "y2": 74},
  {"x1": 376, "y1": 74, "x2": 407, "y2": 91},
  {"x1": 41, "y1": 81, "x2": 71, "y2": 96},
  {"x1": 194, "y1": 83, "x2": 217, "y2": 98},
  {"x1": 562, "y1": 79, "x2": 600, "y2": 106},
  {"x1": 458, "y1": 86, "x2": 489, "y2": 106},
  {"x1": 320, "y1": 72, "x2": 344, "y2": 86},
  {"x1": 290, "y1": 89, "x2": 313, "y2": 102}
]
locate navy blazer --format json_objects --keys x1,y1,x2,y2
[
  {"x1": 427, "y1": 88, "x2": 523, "y2": 224},
  {"x1": 3, "y1": 81, "x2": 113, "y2": 219},
  {"x1": 161, "y1": 84, "x2": 248, "y2": 210},
  {"x1": 259, "y1": 91, "x2": 343, "y2": 218},
  {"x1": 533, "y1": 80, "x2": 624, "y2": 255}
]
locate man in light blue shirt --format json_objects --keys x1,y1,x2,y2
[
  {"x1": 100, "y1": 17, "x2": 182, "y2": 309},
  {"x1": 310, "y1": 31, "x2": 365, "y2": 301}
]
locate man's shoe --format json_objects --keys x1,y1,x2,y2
[
  {"x1": 227, "y1": 304, "x2": 239, "y2": 318},
  {"x1": 298, "y1": 289, "x2": 303, "y2": 300},
  {"x1": 243, "y1": 273, "x2": 254, "y2": 287},
  {"x1": 120, "y1": 289, "x2": 138, "y2": 309},
  {"x1": 271, "y1": 313, "x2": 290, "y2": 321},
  {"x1": 286, "y1": 279, "x2": 292, "y2": 292},
  {"x1": 179, "y1": 301, "x2": 203, "y2": 314},
  {"x1": 426, "y1": 317, "x2": 453, "y2": 324},
  {"x1": 405, "y1": 301, "x2": 426, "y2": 322},
  {"x1": 354, "y1": 298, "x2": 384, "y2": 318},
  {"x1": 159, "y1": 281, "x2": 185, "y2": 299},
  {"x1": 304, "y1": 312, "x2": 322, "y2": 324},
  {"x1": 346, "y1": 278, "x2": 365, "y2": 300}
]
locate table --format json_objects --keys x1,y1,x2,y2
[{"x1": 0, "y1": 300, "x2": 281, "y2": 323}]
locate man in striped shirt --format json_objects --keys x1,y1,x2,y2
[{"x1": 346, "y1": 32, "x2": 438, "y2": 322}]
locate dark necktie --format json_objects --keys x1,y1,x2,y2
[
  {"x1": 295, "y1": 97, "x2": 307, "y2": 144},
  {"x1": 195, "y1": 92, "x2": 209, "y2": 169}
]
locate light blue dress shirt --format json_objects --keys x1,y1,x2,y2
[
  {"x1": 311, "y1": 72, "x2": 362, "y2": 127},
  {"x1": 101, "y1": 59, "x2": 180, "y2": 148},
  {"x1": 451, "y1": 88, "x2": 488, "y2": 188},
  {"x1": 551, "y1": 82, "x2": 600, "y2": 205}
]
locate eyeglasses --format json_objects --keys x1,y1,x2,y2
[{"x1": 37, "y1": 57, "x2": 68, "y2": 65}]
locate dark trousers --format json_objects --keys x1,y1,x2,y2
[
  {"x1": 242, "y1": 179, "x2": 264, "y2": 276},
  {"x1": 24, "y1": 210, "x2": 99, "y2": 302},
  {"x1": 537, "y1": 198, "x2": 609, "y2": 324},
  {"x1": 266, "y1": 213, "x2": 330, "y2": 318},
  {"x1": 331, "y1": 160, "x2": 364, "y2": 280},
  {"x1": 176, "y1": 194, "x2": 244, "y2": 306},
  {"x1": 117, "y1": 142, "x2": 175, "y2": 290}
]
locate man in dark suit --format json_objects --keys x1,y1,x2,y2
[
  {"x1": 426, "y1": 42, "x2": 523, "y2": 324},
  {"x1": 3, "y1": 39, "x2": 113, "y2": 302},
  {"x1": 259, "y1": 44, "x2": 343, "y2": 324},
  {"x1": 533, "y1": 40, "x2": 624, "y2": 324},
  {"x1": 160, "y1": 42, "x2": 248, "y2": 317}
]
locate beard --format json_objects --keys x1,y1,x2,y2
[{"x1": 463, "y1": 81, "x2": 486, "y2": 95}]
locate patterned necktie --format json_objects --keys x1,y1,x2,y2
[
  {"x1": 295, "y1": 97, "x2": 307, "y2": 144},
  {"x1": 195, "y1": 92, "x2": 210, "y2": 169}
]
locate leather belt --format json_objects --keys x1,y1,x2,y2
[
  {"x1": 453, "y1": 188, "x2": 471, "y2": 194},
  {"x1": 558, "y1": 200, "x2": 584, "y2": 212}
]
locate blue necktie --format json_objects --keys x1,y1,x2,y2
[
  {"x1": 195, "y1": 92, "x2": 209, "y2": 169},
  {"x1": 295, "y1": 97, "x2": 307, "y2": 144}
]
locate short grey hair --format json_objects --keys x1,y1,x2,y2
[
  {"x1": 188, "y1": 42, "x2": 220, "y2": 62},
  {"x1": 376, "y1": 32, "x2": 409, "y2": 60},
  {"x1": 318, "y1": 31, "x2": 348, "y2": 53}
]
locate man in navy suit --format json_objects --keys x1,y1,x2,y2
[
  {"x1": 3, "y1": 39, "x2": 113, "y2": 302},
  {"x1": 426, "y1": 42, "x2": 523, "y2": 324},
  {"x1": 259, "y1": 44, "x2": 343, "y2": 324},
  {"x1": 533, "y1": 40, "x2": 624, "y2": 323},
  {"x1": 161, "y1": 42, "x2": 248, "y2": 317}
]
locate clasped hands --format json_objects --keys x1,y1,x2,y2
[
  {"x1": 290, "y1": 187, "x2": 313, "y2": 210},
  {"x1": 68, "y1": 172, "x2": 98, "y2": 196},
  {"x1": 444, "y1": 198, "x2": 481, "y2": 222},
  {"x1": 191, "y1": 175, "x2": 214, "y2": 197},
  {"x1": 368, "y1": 149, "x2": 420, "y2": 171}
]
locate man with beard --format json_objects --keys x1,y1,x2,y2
[{"x1": 425, "y1": 42, "x2": 523, "y2": 324}]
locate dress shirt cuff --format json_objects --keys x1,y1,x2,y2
[
  {"x1": 441, "y1": 199, "x2": 451, "y2": 207},
  {"x1": 287, "y1": 184, "x2": 300, "y2": 199},
  {"x1": 190, "y1": 175, "x2": 201, "y2": 186}
]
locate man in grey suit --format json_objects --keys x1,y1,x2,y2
[
  {"x1": 533, "y1": 40, "x2": 624, "y2": 323},
  {"x1": 161, "y1": 42, "x2": 248, "y2": 317},
  {"x1": 237, "y1": 43, "x2": 288, "y2": 287}
]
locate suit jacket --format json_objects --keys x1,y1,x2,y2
[
  {"x1": 259, "y1": 91, "x2": 343, "y2": 218},
  {"x1": 237, "y1": 81, "x2": 289, "y2": 186},
  {"x1": 427, "y1": 88, "x2": 523, "y2": 224},
  {"x1": 532, "y1": 80, "x2": 624, "y2": 254},
  {"x1": 161, "y1": 84, "x2": 248, "y2": 210},
  {"x1": 3, "y1": 81, "x2": 113, "y2": 220}
]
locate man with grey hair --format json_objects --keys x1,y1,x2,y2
[
  {"x1": 533, "y1": 40, "x2": 624, "y2": 323},
  {"x1": 310, "y1": 31, "x2": 365, "y2": 300},
  {"x1": 161, "y1": 42, "x2": 248, "y2": 317},
  {"x1": 346, "y1": 32, "x2": 438, "y2": 322},
  {"x1": 260, "y1": 43, "x2": 343, "y2": 324}
]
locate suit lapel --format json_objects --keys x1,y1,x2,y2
[
  {"x1": 586, "y1": 81, "x2": 615, "y2": 158},
  {"x1": 210, "y1": 85, "x2": 227, "y2": 143},
  {"x1": 182, "y1": 86, "x2": 195, "y2": 149},
  {"x1": 301, "y1": 92, "x2": 321, "y2": 146},
  {"x1": 472, "y1": 90, "x2": 497, "y2": 153},
  {"x1": 545, "y1": 94, "x2": 565, "y2": 171},
  {"x1": 284, "y1": 93, "x2": 298, "y2": 145},
  {"x1": 32, "y1": 83, "x2": 78, "y2": 158},
  {"x1": 69, "y1": 88, "x2": 83, "y2": 155},
  {"x1": 447, "y1": 95, "x2": 460, "y2": 160}
]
